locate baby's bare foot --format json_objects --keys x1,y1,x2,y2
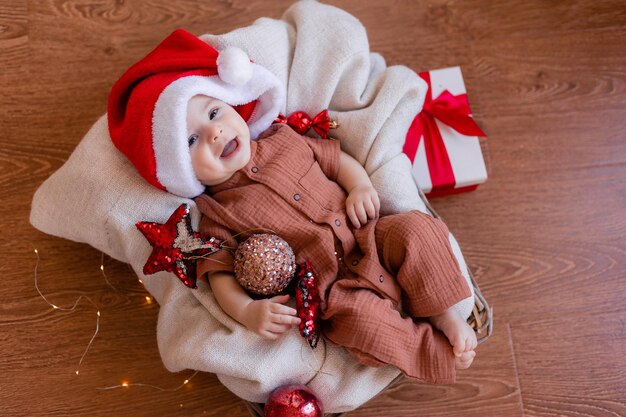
[
  {"x1": 430, "y1": 309, "x2": 478, "y2": 365},
  {"x1": 455, "y1": 350, "x2": 476, "y2": 369}
]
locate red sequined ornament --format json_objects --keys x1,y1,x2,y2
[
  {"x1": 136, "y1": 204, "x2": 221, "y2": 289},
  {"x1": 264, "y1": 384, "x2": 323, "y2": 417},
  {"x1": 295, "y1": 261, "x2": 321, "y2": 349},
  {"x1": 274, "y1": 110, "x2": 338, "y2": 139}
]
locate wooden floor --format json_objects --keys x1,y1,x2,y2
[{"x1": 2, "y1": 0, "x2": 625, "y2": 416}]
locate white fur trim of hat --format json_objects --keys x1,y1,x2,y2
[{"x1": 152, "y1": 62, "x2": 285, "y2": 198}]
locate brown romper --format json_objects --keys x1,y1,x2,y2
[{"x1": 195, "y1": 124, "x2": 471, "y2": 384}]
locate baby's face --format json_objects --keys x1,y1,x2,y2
[{"x1": 186, "y1": 95, "x2": 251, "y2": 186}]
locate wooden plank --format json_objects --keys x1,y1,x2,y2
[
  {"x1": 341, "y1": 0, "x2": 626, "y2": 43},
  {"x1": 465, "y1": 236, "x2": 626, "y2": 322},
  {"x1": 511, "y1": 314, "x2": 626, "y2": 416},
  {"x1": 1, "y1": 236, "x2": 252, "y2": 416},
  {"x1": 0, "y1": 0, "x2": 28, "y2": 82},
  {"x1": 342, "y1": 3, "x2": 626, "y2": 122},
  {"x1": 27, "y1": 0, "x2": 293, "y2": 84},
  {"x1": 435, "y1": 162, "x2": 626, "y2": 263},
  {"x1": 347, "y1": 317, "x2": 523, "y2": 416}
]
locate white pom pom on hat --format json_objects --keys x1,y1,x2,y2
[
  {"x1": 107, "y1": 29, "x2": 285, "y2": 199},
  {"x1": 217, "y1": 46, "x2": 254, "y2": 85}
]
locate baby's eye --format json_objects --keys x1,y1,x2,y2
[
  {"x1": 209, "y1": 108, "x2": 219, "y2": 120},
  {"x1": 188, "y1": 134, "x2": 198, "y2": 147}
]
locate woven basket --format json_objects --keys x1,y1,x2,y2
[{"x1": 243, "y1": 188, "x2": 494, "y2": 416}]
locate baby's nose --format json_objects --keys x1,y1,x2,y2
[{"x1": 209, "y1": 127, "x2": 223, "y2": 143}]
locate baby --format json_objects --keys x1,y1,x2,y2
[{"x1": 108, "y1": 29, "x2": 476, "y2": 384}]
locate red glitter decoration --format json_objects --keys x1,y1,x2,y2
[
  {"x1": 264, "y1": 384, "x2": 323, "y2": 417},
  {"x1": 274, "y1": 110, "x2": 338, "y2": 139},
  {"x1": 295, "y1": 262, "x2": 321, "y2": 349},
  {"x1": 136, "y1": 204, "x2": 221, "y2": 289}
]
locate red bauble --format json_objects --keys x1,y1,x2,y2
[
  {"x1": 286, "y1": 111, "x2": 312, "y2": 135},
  {"x1": 275, "y1": 110, "x2": 338, "y2": 139},
  {"x1": 264, "y1": 384, "x2": 323, "y2": 417}
]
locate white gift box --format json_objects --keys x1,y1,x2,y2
[{"x1": 403, "y1": 66, "x2": 488, "y2": 197}]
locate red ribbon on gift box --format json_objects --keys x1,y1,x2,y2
[{"x1": 403, "y1": 72, "x2": 486, "y2": 196}]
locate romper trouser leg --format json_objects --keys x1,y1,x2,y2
[
  {"x1": 374, "y1": 210, "x2": 471, "y2": 317},
  {"x1": 324, "y1": 278, "x2": 457, "y2": 383},
  {"x1": 322, "y1": 210, "x2": 471, "y2": 383}
]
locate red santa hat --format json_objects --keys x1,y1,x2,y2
[{"x1": 107, "y1": 28, "x2": 285, "y2": 198}]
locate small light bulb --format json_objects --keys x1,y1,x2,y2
[
  {"x1": 145, "y1": 296, "x2": 152, "y2": 304},
  {"x1": 100, "y1": 265, "x2": 104, "y2": 271},
  {"x1": 138, "y1": 279, "x2": 143, "y2": 284},
  {"x1": 52, "y1": 305, "x2": 59, "y2": 309},
  {"x1": 97, "y1": 311, "x2": 101, "y2": 317},
  {"x1": 122, "y1": 382, "x2": 129, "y2": 388},
  {"x1": 183, "y1": 379, "x2": 189, "y2": 384},
  {"x1": 76, "y1": 371, "x2": 79, "y2": 375},
  {"x1": 34, "y1": 249, "x2": 39, "y2": 254}
]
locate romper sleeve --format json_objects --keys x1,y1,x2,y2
[
  {"x1": 195, "y1": 209, "x2": 236, "y2": 280},
  {"x1": 301, "y1": 135, "x2": 342, "y2": 182}
]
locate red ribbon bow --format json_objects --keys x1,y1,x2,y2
[
  {"x1": 403, "y1": 72, "x2": 486, "y2": 194},
  {"x1": 274, "y1": 110, "x2": 338, "y2": 139}
]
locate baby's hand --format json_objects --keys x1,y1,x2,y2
[
  {"x1": 346, "y1": 184, "x2": 380, "y2": 228},
  {"x1": 241, "y1": 294, "x2": 301, "y2": 340}
]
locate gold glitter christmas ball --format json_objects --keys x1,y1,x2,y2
[{"x1": 234, "y1": 234, "x2": 296, "y2": 296}]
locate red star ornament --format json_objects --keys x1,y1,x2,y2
[{"x1": 136, "y1": 204, "x2": 221, "y2": 289}]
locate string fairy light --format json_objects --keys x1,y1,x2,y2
[
  {"x1": 300, "y1": 337, "x2": 333, "y2": 381},
  {"x1": 33, "y1": 248, "x2": 100, "y2": 375},
  {"x1": 33, "y1": 247, "x2": 200, "y2": 392},
  {"x1": 100, "y1": 252, "x2": 118, "y2": 291},
  {"x1": 96, "y1": 370, "x2": 199, "y2": 391},
  {"x1": 187, "y1": 227, "x2": 281, "y2": 262}
]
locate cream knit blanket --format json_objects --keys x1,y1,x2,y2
[{"x1": 30, "y1": 1, "x2": 474, "y2": 412}]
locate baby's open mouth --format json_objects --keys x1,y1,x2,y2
[{"x1": 220, "y1": 138, "x2": 239, "y2": 158}]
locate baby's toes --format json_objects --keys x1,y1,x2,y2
[
  {"x1": 455, "y1": 350, "x2": 475, "y2": 369},
  {"x1": 452, "y1": 336, "x2": 467, "y2": 356},
  {"x1": 469, "y1": 334, "x2": 478, "y2": 351},
  {"x1": 462, "y1": 350, "x2": 476, "y2": 363},
  {"x1": 465, "y1": 332, "x2": 477, "y2": 352}
]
